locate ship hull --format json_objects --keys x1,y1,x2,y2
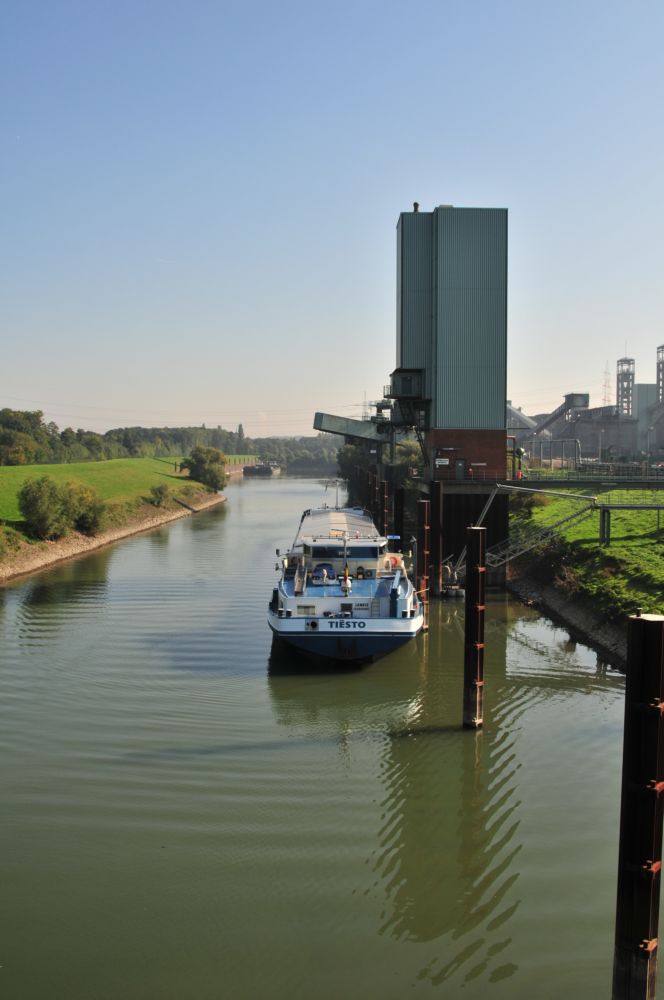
[{"x1": 268, "y1": 613, "x2": 423, "y2": 663}]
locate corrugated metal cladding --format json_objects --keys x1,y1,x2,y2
[
  {"x1": 436, "y1": 208, "x2": 507, "y2": 429},
  {"x1": 397, "y1": 206, "x2": 507, "y2": 430},
  {"x1": 396, "y1": 213, "x2": 434, "y2": 398}
]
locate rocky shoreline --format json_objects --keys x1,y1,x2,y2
[
  {"x1": 507, "y1": 568, "x2": 628, "y2": 671},
  {"x1": 0, "y1": 493, "x2": 226, "y2": 585}
]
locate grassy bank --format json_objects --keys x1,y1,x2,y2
[
  {"x1": 0, "y1": 457, "x2": 196, "y2": 523},
  {"x1": 0, "y1": 457, "x2": 223, "y2": 578},
  {"x1": 517, "y1": 488, "x2": 664, "y2": 617}
]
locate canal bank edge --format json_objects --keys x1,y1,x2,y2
[
  {"x1": 0, "y1": 493, "x2": 226, "y2": 585},
  {"x1": 507, "y1": 567, "x2": 628, "y2": 670}
]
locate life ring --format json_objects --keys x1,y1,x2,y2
[{"x1": 387, "y1": 554, "x2": 400, "y2": 569}]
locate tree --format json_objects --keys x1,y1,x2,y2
[
  {"x1": 17, "y1": 476, "x2": 106, "y2": 539},
  {"x1": 181, "y1": 446, "x2": 226, "y2": 490},
  {"x1": 62, "y1": 482, "x2": 107, "y2": 535},
  {"x1": 149, "y1": 484, "x2": 170, "y2": 507},
  {"x1": 18, "y1": 477, "x2": 70, "y2": 539}
]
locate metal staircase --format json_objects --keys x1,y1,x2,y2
[{"x1": 456, "y1": 504, "x2": 596, "y2": 577}]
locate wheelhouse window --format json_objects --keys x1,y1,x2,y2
[
  {"x1": 311, "y1": 545, "x2": 345, "y2": 558},
  {"x1": 345, "y1": 546, "x2": 379, "y2": 559}
]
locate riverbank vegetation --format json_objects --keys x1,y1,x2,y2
[
  {"x1": 0, "y1": 408, "x2": 338, "y2": 472},
  {"x1": 18, "y1": 477, "x2": 107, "y2": 539},
  {"x1": 180, "y1": 446, "x2": 226, "y2": 491},
  {"x1": 0, "y1": 456, "x2": 217, "y2": 568},
  {"x1": 0, "y1": 457, "x2": 195, "y2": 521},
  {"x1": 513, "y1": 488, "x2": 664, "y2": 618}
]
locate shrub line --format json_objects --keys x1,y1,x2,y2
[{"x1": 0, "y1": 494, "x2": 226, "y2": 584}]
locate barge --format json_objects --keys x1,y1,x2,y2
[{"x1": 268, "y1": 505, "x2": 424, "y2": 663}]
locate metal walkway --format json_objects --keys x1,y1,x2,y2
[
  {"x1": 453, "y1": 482, "x2": 664, "y2": 577},
  {"x1": 464, "y1": 505, "x2": 596, "y2": 574},
  {"x1": 454, "y1": 484, "x2": 596, "y2": 577}
]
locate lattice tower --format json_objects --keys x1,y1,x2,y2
[
  {"x1": 602, "y1": 361, "x2": 611, "y2": 406},
  {"x1": 616, "y1": 357, "x2": 635, "y2": 416}
]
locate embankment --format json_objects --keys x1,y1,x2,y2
[
  {"x1": 0, "y1": 493, "x2": 226, "y2": 585},
  {"x1": 507, "y1": 567, "x2": 628, "y2": 670}
]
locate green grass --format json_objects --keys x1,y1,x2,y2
[
  {"x1": 0, "y1": 457, "x2": 201, "y2": 523},
  {"x1": 522, "y1": 488, "x2": 664, "y2": 616}
]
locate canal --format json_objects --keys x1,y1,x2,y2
[{"x1": 1, "y1": 476, "x2": 628, "y2": 998}]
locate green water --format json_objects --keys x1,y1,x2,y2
[{"x1": 1, "y1": 477, "x2": 627, "y2": 998}]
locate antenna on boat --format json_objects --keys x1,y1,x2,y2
[{"x1": 323, "y1": 478, "x2": 343, "y2": 509}]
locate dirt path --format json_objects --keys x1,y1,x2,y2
[{"x1": 0, "y1": 494, "x2": 226, "y2": 585}]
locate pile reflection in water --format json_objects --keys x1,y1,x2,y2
[{"x1": 0, "y1": 477, "x2": 626, "y2": 1000}]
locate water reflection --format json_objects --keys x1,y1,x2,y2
[
  {"x1": 148, "y1": 526, "x2": 171, "y2": 548},
  {"x1": 187, "y1": 501, "x2": 228, "y2": 533},
  {"x1": 375, "y1": 606, "x2": 520, "y2": 987},
  {"x1": 0, "y1": 479, "x2": 627, "y2": 999},
  {"x1": 268, "y1": 602, "x2": 522, "y2": 987},
  {"x1": 267, "y1": 596, "x2": 622, "y2": 990},
  {"x1": 268, "y1": 638, "x2": 423, "y2": 731},
  {"x1": 16, "y1": 548, "x2": 113, "y2": 643},
  {"x1": 378, "y1": 721, "x2": 521, "y2": 986}
]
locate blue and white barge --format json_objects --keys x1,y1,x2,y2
[{"x1": 268, "y1": 505, "x2": 424, "y2": 663}]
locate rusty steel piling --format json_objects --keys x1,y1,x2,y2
[
  {"x1": 613, "y1": 612, "x2": 664, "y2": 999},
  {"x1": 394, "y1": 488, "x2": 405, "y2": 552},
  {"x1": 463, "y1": 526, "x2": 486, "y2": 729},
  {"x1": 416, "y1": 500, "x2": 430, "y2": 632},
  {"x1": 371, "y1": 474, "x2": 379, "y2": 525},
  {"x1": 381, "y1": 481, "x2": 390, "y2": 539},
  {"x1": 429, "y1": 480, "x2": 444, "y2": 596}
]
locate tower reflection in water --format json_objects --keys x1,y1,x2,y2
[
  {"x1": 373, "y1": 601, "x2": 521, "y2": 987},
  {"x1": 268, "y1": 596, "x2": 622, "y2": 990}
]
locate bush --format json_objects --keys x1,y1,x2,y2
[
  {"x1": 18, "y1": 476, "x2": 106, "y2": 539},
  {"x1": 181, "y1": 446, "x2": 226, "y2": 491},
  {"x1": 149, "y1": 484, "x2": 170, "y2": 507},
  {"x1": 63, "y1": 482, "x2": 107, "y2": 535},
  {"x1": 18, "y1": 476, "x2": 71, "y2": 539}
]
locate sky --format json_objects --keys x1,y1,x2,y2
[{"x1": 2, "y1": 0, "x2": 663, "y2": 436}]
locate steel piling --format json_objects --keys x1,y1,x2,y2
[
  {"x1": 613, "y1": 612, "x2": 664, "y2": 999},
  {"x1": 463, "y1": 526, "x2": 486, "y2": 729},
  {"x1": 416, "y1": 500, "x2": 430, "y2": 632}
]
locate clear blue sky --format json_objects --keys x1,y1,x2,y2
[{"x1": 3, "y1": 0, "x2": 663, "y2": 435}]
